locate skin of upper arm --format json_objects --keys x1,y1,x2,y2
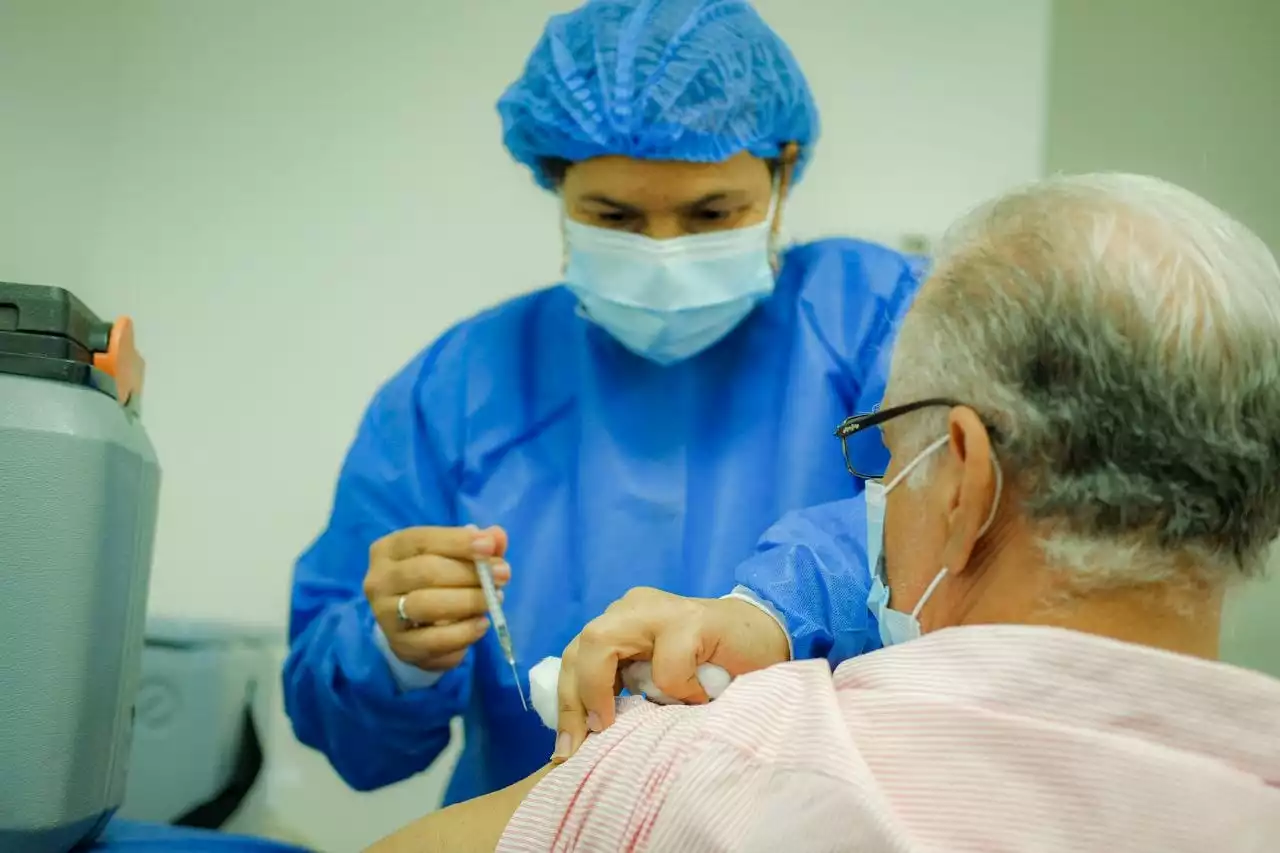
[{"x1": 363, "y1": 766, "x2": 552, "y2": 853}]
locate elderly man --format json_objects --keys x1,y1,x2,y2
[{"x1": 368, "y1": 173, "x2": 1280, "y2": 852}]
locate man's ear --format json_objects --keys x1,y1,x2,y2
[{"x1": 939, "y1": 407, "x2": 994, "y2": 577}]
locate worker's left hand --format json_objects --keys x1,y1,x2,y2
[{"x1": 552, "y1": 587, "x2": 789, "y2": 763}]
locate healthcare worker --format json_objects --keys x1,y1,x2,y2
[{"x1": 283, "y1": 0, "x2": 915, "y2": 804}]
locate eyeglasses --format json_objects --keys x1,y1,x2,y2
[{"x1": 834, "y1": 398, "x2": 963, "y2": 480}]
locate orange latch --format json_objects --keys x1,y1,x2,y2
[{"x1": 92, "y1": 316, "x2": 145, "y2": 405}]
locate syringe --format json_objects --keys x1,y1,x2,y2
[{"x1": 475, "y1": 559, "x2": 527, "y2": 711}]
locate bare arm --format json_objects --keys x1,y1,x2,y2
[{"x1": 363, "y1": 766, "x2": 552, "y2": 853}]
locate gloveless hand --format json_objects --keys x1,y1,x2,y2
[
  {"x1": 552, "y1": 587, "x2": 790, "y2": 762},
  {"x1": 363, "y1": 525, "x2": 509, "y2": 671}
]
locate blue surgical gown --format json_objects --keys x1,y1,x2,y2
[{"x1": 283, "y1": 238, "x2": 920, "y2": 804}]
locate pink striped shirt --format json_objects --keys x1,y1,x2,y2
[{"x1": 498, "y1": 625, "x2": 1280, "y2": 852}]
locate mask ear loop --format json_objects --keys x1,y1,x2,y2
[
  {"x1": 883, "y1": 435, "x2": 949, "y2": 494},
  {"x1": 560, "y1": 205, "x2": 570, "y2": 278},
  {"x1": 769, "y1": 142, "x2": 799, "y2": 273},
  {"x1": 882, "y1": 435, "x2": 950, "y2": 619},
  {"x1": 887, "y1": 436, "x2": 1004, "y2": 622},
  {"x1": 976, "y1": 454, "x2": 1004, "y2": 539},
  {"x1": 910, "y1": 568, "x2": 951, "y2": 621}
]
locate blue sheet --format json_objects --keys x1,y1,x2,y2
[{"x1": 91, "y1": 820, "x2": 310, "y2": 852}]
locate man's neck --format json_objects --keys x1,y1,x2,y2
[
  {"x1": 949, "y1": 543, "x2": 1224, "y2": 660},
  {"x1": 1024, "y1": 591, "x2": 1222, "y2": 660}
]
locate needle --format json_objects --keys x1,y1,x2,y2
[{"x1": 476, "y1": 559, "x2": 527, "y2": 710}]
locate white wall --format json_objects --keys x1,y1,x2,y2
[
  {"x1": 0, "y1": 1, "x2": 126, "y2": 286},
  {"x1": 0, "y1": 1, "x2": 1051, "y2": 849},
  {"x1": 1044, "y1": 0, "x2": 1280, "y2": 680}
]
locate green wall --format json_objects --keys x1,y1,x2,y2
[{"x1": 1046, "y1": 0, "x2": 1280, "y2": 675}]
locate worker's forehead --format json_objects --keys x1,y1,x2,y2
[{"x1": 561, "y1": 152, "x2": 771, "y2": 208}]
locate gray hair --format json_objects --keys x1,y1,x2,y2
[{"x1": 886, "y1": 173, "x2": 1280, "y2": 586}]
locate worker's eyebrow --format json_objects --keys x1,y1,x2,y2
[
  {"x1": 678, "y1": 192, "x2": 725, "y2": 210},
  {"x1": 578, "y1": 194, "x2": 644, "y2": 215},
  {"x1": 579, "y1": 190, "x2": 752, "y2": 213}
]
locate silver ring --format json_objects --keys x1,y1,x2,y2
[{"x1": 397, "y1": 594, "x2": 413, "y2": 627}]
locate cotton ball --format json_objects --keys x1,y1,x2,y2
[
  {"x1": 529, "y1": 656, "x2": 735, "y2": 731},
  {"x1": 528, "y1": 656, "x2": 562, "y2": 730},
  {"x1": 621, "y1": 661, "x2": 732, "y2": 705},
  {"x1": 620, "y1": 660, "x2": 655, "y2": 700},
  {"x1": 695, "y1": 663, "x2": 732, "y2": 698}
]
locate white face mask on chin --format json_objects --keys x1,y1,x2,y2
[{"x1": 563, "y1": 196, "x2": 780, "y2": 366}]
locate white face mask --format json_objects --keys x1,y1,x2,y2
[
  {"x1": 562, "y1": 196, "x2": 780, "y2": 365},
  {"x1": 865, "y1": 436, "x2": 1003, "y2": 647}
]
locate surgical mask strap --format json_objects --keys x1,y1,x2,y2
[
  {"x1": 560, "y1": 212, "x2": 569, "y2": 276},
  {"x1": 766, "y1": 171, "x2": 785, "y2": 272},
  {"x1": 882, "y1": 435, "x2": 949, "y2": 493},
  {"x1": 769, "y1": 142, "x2": 798, "y2": 269},
  {"x1": 885, "y1": 435, "x2": 1004, "y2": 622},
  {"x1": 978, "y1": 456, "x2": 1004, "y2": 538},
  {"x1": 909, "y1": 567, "x2": 949, "y2": 620},
  {"x1": 883, "y1": 435, "x2": 1004, "y2": 536}
]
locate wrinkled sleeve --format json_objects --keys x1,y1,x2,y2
[
  {"x1": 733, "y1": 497, "x2": 880, "y2": 666},
  {"x1": 282, "y1": 334, "x2": 471, "y2": 792},
  {"x1": 497, "y1": 698, "x2": 702, "y2": 851},
  {"x1": 498, "y1": 662, "x2": 860, "y2": 852}
]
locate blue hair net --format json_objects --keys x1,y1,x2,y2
[{"x1": 498, "y1": 0, "x2": 820, "y2": 189}]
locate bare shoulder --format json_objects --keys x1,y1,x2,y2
[{"x1": 363, "y1": 766, "x2": 552, "y2": 853}]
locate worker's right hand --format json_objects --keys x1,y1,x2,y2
[{"x1": 364, "y1": 525, "x2": 509, "y2": 672}]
